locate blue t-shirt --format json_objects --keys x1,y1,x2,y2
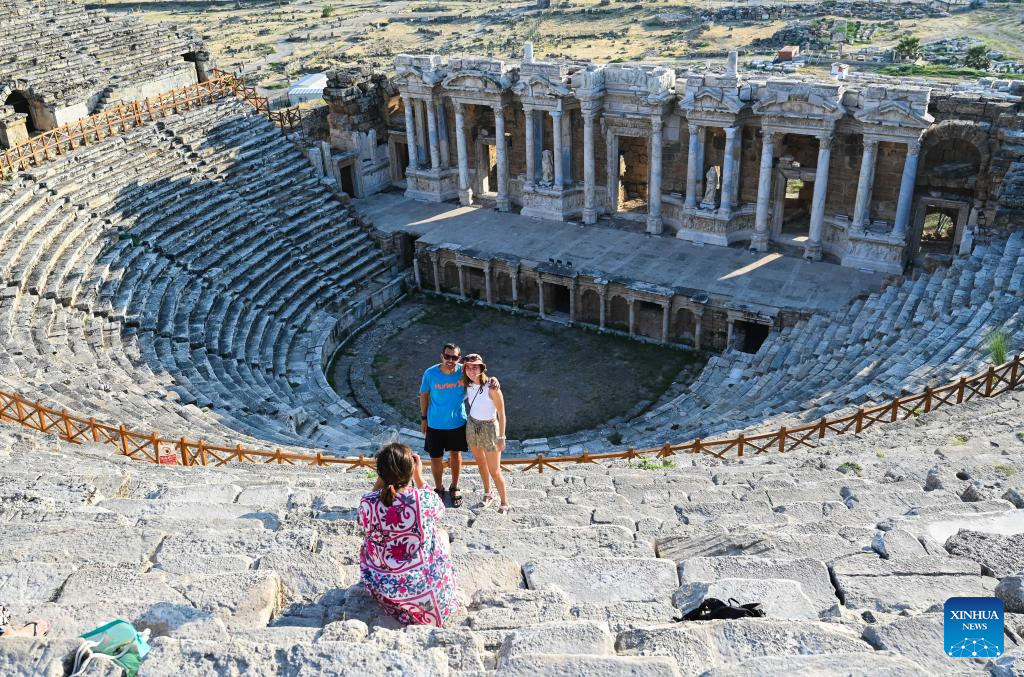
[{"x1": 420, "y1": 364, "x2": 467, "y2": 430}]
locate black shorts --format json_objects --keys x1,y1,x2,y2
[{"x1": 424, "y1": 425, "x2": 468, "y2": 458}]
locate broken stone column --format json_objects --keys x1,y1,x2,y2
[{"x1": 0, "y1": 107, "x2": 29, "y2": 149}]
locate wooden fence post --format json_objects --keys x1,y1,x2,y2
[
  {"x1": 119, "y1": 425, "x2": 130, "y2": 456},
  {"x1": 178, "y1": 437, "x2": 189, "y2": 466},
  {"x1": 890, "y1": 397, "x2": 900, "y2": 422},
  {"x1": 736, "y1": 433, "x2": 744, "y2": 458},
  {"x1": 818, "y1": 416, "x2": 828, "y2": 440},
  {"x1": 854, "y1": 408, "x2": 864, "y2": 433},
  {"x1": 62, "y1": 410, "x2": 74, "y2": 441},
  {"x1": 923, "y1": 386, "x2": 933, "y2": 413},
  {"x1": 35, "y1": 400, "x2": 46, "y2": 431},
  {"x1": 1010, "y1": 354, "x2": 1021, "y2": 389},
  {"x1": 985, "y1": 366, "x2": 995, "y2": 397},
  {"x1": 956, "y1": 376, "x2": 967, "y2": 404},
  {"x1": 88, "y1": 417, "x2": 99, "y2": 442},
  {"x1": 151, "y1": 432, "x2": 161, "y2": 463},
  {"x1": 778, "y1": 426, "x2": 787, "y2": 453}
]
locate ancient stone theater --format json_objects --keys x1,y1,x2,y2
[{"x1": 0, "y1": 3, "x2": 1023, "y2": 673}]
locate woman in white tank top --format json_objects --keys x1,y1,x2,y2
[{"x1": 461, "y1": 353, "x2": 509, "y2": 514}]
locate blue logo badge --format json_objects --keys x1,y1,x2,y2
[{"x1": 944, "y1": 597, "x2": 1004, "y2": 658}]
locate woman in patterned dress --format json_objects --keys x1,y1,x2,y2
[{"x1": 358, "y1": 442, "x2": 458, "y2": 626}]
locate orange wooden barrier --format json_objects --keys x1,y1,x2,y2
[
  {"x1": 0, "y1": 354, "x2": 1019, "y2": 473},
  {"x1": 1, "y1": 71, "x2": 304, "y2": 180}
]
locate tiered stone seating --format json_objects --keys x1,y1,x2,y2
[
  {"x1": 0, "y1": 381, "x2": 1021, "y2": 675},
  {"x1": 0, "y1": 0, "x2": 200, "y2": 112},
  {"x1": 612, "y1": 234, "x2": 1024, "y2": 450},
  {"x1": 0, "y1": 98, "x2": 394, "y2": 452}
]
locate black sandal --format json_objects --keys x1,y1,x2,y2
[{"x1": 449, "y1": 486, "x2": 463, "y2": 508}]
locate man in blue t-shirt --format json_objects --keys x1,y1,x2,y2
[{"x1": 419, "y1": 342, "x2": 468, "y2": 506}]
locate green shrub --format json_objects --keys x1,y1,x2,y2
[
  {"x1": 321, "y1": 5, "x2": 336, "y2": 17},
  {"x1": 989, "y1": 328, "x2": 1009, "y2": 365},
  {"x1": 874, "y1": 448, "x2": 887, "y2": 459},
  {"x1": 607, "y1": 431, "x2": 623, "y2": 445},
  {"x1": 628, "y1": 457, "x2": 676, "y2": 470},
  {"x1": 838, "y1": 461, "x2": 862, "y2": 477},
  {"x1": 952, "y1": 433, "x2": 969, "y2": 446}
]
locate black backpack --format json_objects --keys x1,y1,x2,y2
[{"x1": 677, "y1": 597, "x2": 766, "y2": 621}]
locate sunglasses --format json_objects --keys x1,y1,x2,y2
[{"x1": 442, "y1": 353, "x2": 461, "y2": 362}]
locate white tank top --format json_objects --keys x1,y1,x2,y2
[{"x1": 466, "y1": 382, "x2": 497, "y2": 421}]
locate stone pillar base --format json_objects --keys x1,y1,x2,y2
[
  {"x1": 646, "y1": 215, "x2": 664, "y2": 235},
  {"x1": 582, "y1": 208, "x2": 597, "y2": 225},
  {"x1": 803, "y1": 241, "x2": 823, "y2": 261},
  {"x1": 717, "y1": 207, "x2": 732, "y2": 220},
  {"x1": 458, "y1": 188, "x2": 474, "y2": 206},
  {"x1": 496, "y1": 197, "x2": 511, "y2": 212},
  {"x1": 750, "y1": 231, "x2": 769, "y2": 252}
]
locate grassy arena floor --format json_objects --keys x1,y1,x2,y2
[{"x1": 370, "y1": 298, "x2": 707, "y2": 440}]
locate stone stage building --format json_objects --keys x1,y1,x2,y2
[{"x1": 326, "y1": 50, "x2": 1024, "y2": 278}]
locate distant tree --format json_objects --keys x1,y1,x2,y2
[
  {"x1": 894, "y1": 35, "x2": 922, "y2": 62},
  {"x1": 964, "y1": 44, "x2": 991, "y2": 70}
]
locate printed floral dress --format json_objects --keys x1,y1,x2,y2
[{"x1": 358, "y1": 486, "x2": 458, "y2": 627}]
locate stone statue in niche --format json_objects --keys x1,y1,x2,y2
[
  {"x1": 701, "y1": 166, "x2": 719, "y2": 209},
  {"x1": 541, "y1": 149, "x2": 554, "y2": 187}
]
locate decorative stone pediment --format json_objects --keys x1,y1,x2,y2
[
  {"x1": 855, "y1": 99, "x2": 933, "y2": 130},
  {"x1": 513, "y1": 74, "x2": 571, "y2": 100},
  {"x1": 681, "y1": 85, "x2": 745, "y2": 116},
  {"x1": 752, "y1": 82, "x2": 845, "y2": 124},
  {"x1": 443, "y1": 71, "x2": 513, "y2": 95}
]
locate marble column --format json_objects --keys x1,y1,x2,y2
[
  {"x1": 752, "y1": 129, "x2": 775, "y2": 251},
  {"x1": 538, "y1": 281, "x2": 546, "y2": 318},
  {"x1": 436, "y1": 99, "x2": 450, "y2": 167},
  {"x1": 598, "y1": 288, "x2": 606, "y2": 329},
  {"x1": 430, "y1": 253, "x2": 440, "y2": 293},
  {"x1": 694, "y1": 312, "x2": 703, "y2": 350},
  {"x1": 893, "y1": 139, "x2": 921, "y2": 240},
  {"x1": 582, "y1": 110, "x2": 597, "y2": 224},
  {"x1": 414, "y1": 99, "x2": 428, "y2": 169},
  {"x1": 456, "y1": 263, "x2": 466, "y2": 299},
  {"x1": 726, "y1": 318, "x2": 735, "y2": 350},
  {"x1": 606, "y1": 133, "x2": 618, "y2": 215},
  {"x1": 402, "y1": 95, "x2": 418, "y2": 170},
  {"x1": 627, "y1": 298, "x2": 636, "y2": 338},
  {"x1": 718, "y1": 126, "x2": 739, "y2": 217},
  {"x1": 647, "y1": 116, "x2": 664, "y2": 235},
  {"x1": 511, "y1": 270, "x2": 519, "y2": 308},
  {"x1": 523, "y1": 105, "x2": 536, "y2": 187},
  {"x1": 454, "y1": 102, "x2": 472, "y2": 206},
  {"x1": 695, "y1": 127, "x2": 706, "y2": 198},
  {"x1": 483, "y1": 264, "x2": 493, "y2": 304},
  {"x1": 493, "y1": 103, "x2": 510, "y2": 212},
  {"x1": 730, "y1": 126, "x2": 742, "y2": 207},
  {"x1": 806, "y1": 133, "x2": 832, "y2": 261},
  {"x1": 425, "y1": 96, "x2": 441, "y2": 171},
  {"x1": 661, "y1": 301, "x2": 670, "y2": 344},
  {"x1": 568, "y1": 282, "x2": 576, "y2": 323},
  {"x1": 413, "y1": 256, "x2": 422, "y2": 288},
  {"x1": 851, "y1": 137, "x2": 878, "y2": 234},
  {"x1": 685, "y1": 123, "x2": 700, "y2": 209},
  {"x1": 551, "y1": 110, "x2": 564, "y2": 188}
]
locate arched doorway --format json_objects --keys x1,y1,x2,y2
[
  {"x1": 4, "y1": 91, "x2": 37, "y2": 132},
  {"x1": 578, "y1": 288, "x2": 601, "y2": 326}
]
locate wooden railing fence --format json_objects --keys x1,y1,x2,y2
[
  {"x1": 0, "y1": 71, "x2": 303, "y2": 180},
  {"x1": 0, "y1": 354, "x2": 1020, "y2": 473}
]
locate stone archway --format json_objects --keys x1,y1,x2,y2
[
  {"x1": 918, "y1": 121, "x2": 991, "y2": 203},
  {"x1": 607, "y1": 295, "x2": 629, "y2": 331},
  {"x1": 4, "y1": 90, "x2": 37, "y2": 133},
  {"x1": 673, "y1": 307, "x2": 697, "y2": 346},
  {"x1": 578, "y1": 288, "x2": 602, "y2": 326}
]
